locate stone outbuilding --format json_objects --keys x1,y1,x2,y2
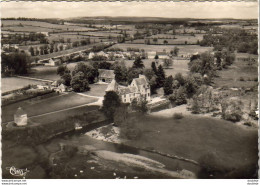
[{"x1": 14, "y1": 107, "x2": 28, "y2": 126}]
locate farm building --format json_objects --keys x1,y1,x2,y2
[
  {"x1": 56, "y1": 84, "x2": 68, "y2": 93},
  {"x1": 147, "y1": 51, "x2": 156, "y2": 59},
  {"x1": 98, "y1": 69, "x2": 115, "y2": 83},
  {"x1": 14, "y1": 107, "x2": 27, "y2": 127},
  {"x1": 156, "y1": 51, "x2": 169, "y2": 59},
  {"x1": 45, "y1": 58, "x2": 62, "y2": 66},
  {"x1": 88, "y1": 52, "x2": 95, "y2": 59}
]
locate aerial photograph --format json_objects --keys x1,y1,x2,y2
[{"x1": 1, "y1": 1, "x2": 258, "y2": 179}]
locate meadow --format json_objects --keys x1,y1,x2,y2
[
  {"x1": 110, "y1": 43, "x2": 213, "y2": 54},
  {"x1": 213, "y1": 53, "x2": 258, "y2": 89},
  {"x1": 1, "y1": 77, "x2": 46, "y2": 93},
  {"x1": 124, "y1": 114, "x2": 258, "y2": 178},
  {"x1": 2, "y1": 20, "x2": 98, "y2": 33},
  {"x1": 2, "y1": 92, "x2": 98, "y2": 123}
]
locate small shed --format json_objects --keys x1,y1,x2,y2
[
  {"x1": 14, "y1": 107, "x2": 28, "y2": 126},
  {"x1": 98, "y1": 69, "x2": 115, "y2": 83},
  {"x1": 56, "y1": 84, "x2": 68, "y2": 92}
]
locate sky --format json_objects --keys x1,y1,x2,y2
[{"x1": 1, "y1": 1, "x2": 258, "y2": 19}]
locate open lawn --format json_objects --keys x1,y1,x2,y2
[
  {"x1": 124, "y1": 114, "x2": 258, "y2": 177},
  {"x1": 1, "y1": 77, "x2": 46, "y2": 93},
  {"x1": 82, "y1": 84, "x2": 108, "y2": 97},
  {"x1": 2, "y1": 92, "x2": 98, "y2": 123}
]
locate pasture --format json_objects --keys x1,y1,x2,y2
[
  {"x1": 1, "y1": 77, "x2": 46, "y2": 93},
  {"x1": 110, "y1": 43, "x2": 213, "y2": 54},
  {"x1": 2, "y1": 20, "x2": 98, "y2": 33},
  {"x1": 124, "y1": 114, "x2": 258, "y2": 178},
  {"x1": 2, "y1": 92, "x2": 98, "y2": 123},
  {"x1": 213, "y1": 53, "x2": 258, "y2": 89}
]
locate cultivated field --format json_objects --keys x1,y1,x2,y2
[{"x1": 1, "y1": 77, "x2": 46, "y2": 93}]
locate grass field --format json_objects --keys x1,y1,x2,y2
[
  {"x1": 2, "y1": 20, "x2": 98, "y2": 32},
  {"x1": 83, "y1": 84, "x2": 108, "y2": 97},
  {"x1": 124, "y1": 114, "x2": 258, "y2": 177},
  {"x1": 2, "y1": 92, "x2": 98, "y2": 123},
  {"x1": 109, "y1": 58, "x2": 189, "y2": 76},
  {"x1": 29, "y1": 105, "x2": 99, "y2": 124},
  {"x1": 1, "y1": 77, "x2": 46, "y2": 93},
  {"x1": 28, "y1": 62, "x2": 80, "y2": 81},
  {"x1": 213, "y1": 53, "x2": 258, "y2": 89},
  {"x1": 110, "y1": 43, "x2": 213, "y2": 54}
]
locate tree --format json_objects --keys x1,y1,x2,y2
[
  {"x1": 71, "y1": 72, "x2": 90, "y2": 92},
  {"x1": 102, "y1": 91, "x2": 121, "y2": 120},
  {"x1": 61, "y1": 73, "x2": 72, "y2": 86},
  {"x1": 72, "y1": 62, "x2": 98, "y2": 84},
  {"x1": 163, "y1": 75, "x2": 174, "y2": 95},
  {"x1": 98, "y1": 61, "x2": 111, "y2": 70},
  {"x1": 131, "y1": 98, "x2": 148, "y2": 114},
  {"x1": 156, "y1": 65, "x2": 166, "y2": 87},
  {"x1": 114, "y1": 104, "x2": 128, "y2": 126},
  {"x1": 171, "y1": 47, "x2": 179, "y2": 56},
  {"x1": 127, "y1": 67, "x2": 143, "y2": 84},
  {"x1": 154, "y1": 55, "x2": 159, "y2": 59},
  {"x1": 169, "y1": 86, "x2": 187, "y2": 105},
  {"x1": 163, "y1": 40, "x2": 168, "y2": 45},
  {"x1": 163, "y1": 59, "x2": 173, "y2": 69},
  {"x1": 57, "y1": 65, "x2": 70, "y2": 76},
  {"x1": 29, "y1": 46, "x2": 34, "y2": 56},
  {"x1": 114, "y1": 65, "x2": 127, "y2": 83},
  {"x1": 132, "y1": 57, "x2": 144, "y2": 69},
  {"x1": 151, "y1": 61, "x2": 158, "y2": 75}
]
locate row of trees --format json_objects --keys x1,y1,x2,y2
[
  {"x1": 28, "y1": 38, "x2": 91, "y2": 56},
  {"x1": 2, "y1": 32, "x2": 48, "y2": 45}
]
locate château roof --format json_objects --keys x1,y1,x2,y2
[{"x1": 105, "y1": 79, "x2": 119, "y2": 92}]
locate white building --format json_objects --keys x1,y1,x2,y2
[
  {"x1": 105, "y1": 74, "x2": 151, "y2": 103},
  {"x1": 14, "y1": 107, "x2": 27, "y2": 126}
]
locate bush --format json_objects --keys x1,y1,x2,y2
[
  {"x1": 169, "y1": 87, "x2": 187, "y2": 105},
  {"x1": 173, "y1": 113, "x2": 183, "y2": 119},
  {"x1": 239, "y1": 77, "x2": 245, "y2": 81},
  {"x1": 243, "y1": 122, "x2": 253, "y2": 127},
  {"x1": 221, "y1": 98, "x2": 243, "y2": 122}
]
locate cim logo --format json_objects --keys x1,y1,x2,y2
[{"x1": 6, "y1": 166, "x2": 30, "y2": 177}]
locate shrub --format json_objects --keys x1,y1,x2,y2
[
  {"x1": 243, "y1": 122, "x2": 253, "y2": 127},
  {"x1": 221, "y1": 98, "x2": 243, "y2": 122},
  {"x1": 169, "y1": 87, "x2": 187, "y2": 105},
  {"x1": 239, "y1": 77, "x2": 245, "y2": 81},
  {"x1": 173, "y1": 113, "x2": 183, "y2": 119}
]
